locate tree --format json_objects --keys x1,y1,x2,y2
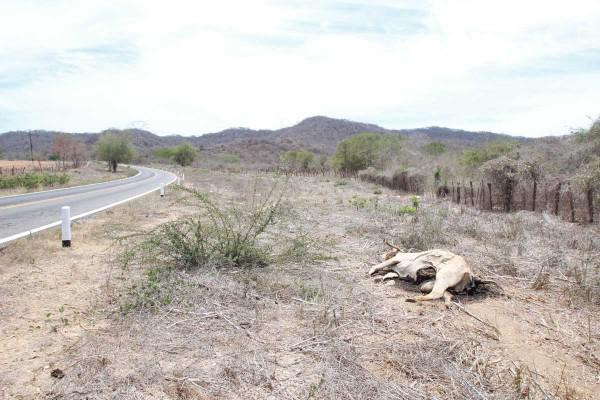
[
  {"x1": 575, "y1": 118, "x2": 600, "y2": 162},
  {"x1": 153, "y1": 147, "x2": 176, "y2": 160},
  {"x1": 280, "y1": 150, "x2": 316, "y2": 172},
  {"x1": 51, "y1": 134, "x2": 71, "y2": 168},
  {"x1": 332, "y1": 132, "x2": 402, "y2": 172},
  {"x1": 172, "y1": 142, "x2": 197, "y2": 166},
  {"x1": 96, "y1": 134, "x2": 135, "y2": 172},
  {"x1": 52, "y1": 134, "x2": 87, "y2": 168},
  {"x1": 421, "y1": 141, "x2": 447, "y2": 156},
  {"x1": 459, "y1": 140, "x2": 519, "y2": 168}
]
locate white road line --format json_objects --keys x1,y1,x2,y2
[
  {"x1": 0, "y1": 169, "x2": 178, "y2": 246},
  {"x1": 0, "y1": 165, "x2": 142, "y2": 200}
]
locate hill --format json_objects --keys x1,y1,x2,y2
[{"x1": 0, "y1": 116, "x2": 532, "y2": 164}]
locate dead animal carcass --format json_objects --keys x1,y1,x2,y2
[{"x1": 369, "y1": 246, "x2": 492, "y2": 306}]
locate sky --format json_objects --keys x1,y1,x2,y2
[{"x1": 1, "y1": 0, "x2": 599, "y2": 137}]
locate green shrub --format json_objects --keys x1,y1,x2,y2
[
  {"x1": 410, "y1": 195, "x2": 420, "y2": 209},
  {"x1": 122, "y1": 267, "x2": 183, "y2": 312},
  {"x1": 0, "y1": 173, "x2": 70, "y2": 189},
  {"x1": 332, "y1": 132, "x2": 402, "y2": 172},
  {"x1": 459, "y1": 141, "x2": 519, "y2": 168},
  {"x1": 396, "y1": 205, "x2": 417, "y2": 215},
  {"x1": 421, "y1": 141, "x2": 447, "y2": 156},
  {"x1": 349, "y1": 195, "x2": 369, "y2": 209},
  {"x1": 122, "y1": 184, "x2": 283, "y2": 270}
]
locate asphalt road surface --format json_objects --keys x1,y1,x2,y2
[{"x1": 0, "y1": 166, "x2": 177, "y2": 244}]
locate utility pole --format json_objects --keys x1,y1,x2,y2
[{"x1": 28, "y1": 131, "x2": 34, "y2": 162}]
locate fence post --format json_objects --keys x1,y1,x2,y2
[
  {"x1": 532, "y1": 180, "x2": 537, "y2": 212},
  {"x1": 587, "y1": 188, "x2": 594, "y2": 223},
  {"x1": 567, "y1": 183, "x2": 575, "y2": 222},
  {"x1": 61, "y1": 206, "x2": 71, "y2": 247},
  {"x1": 456, "y1": 184, "x2": 461, "y2": 204},
  {"x1": 554, "y1": 182, "x2": 561, "y2": 216},
  {"x1": 470, "y1": 181, "x2": 474, "y2": 206},
  {"x1": 487, "y1": 183, "x2": 493, "y2": 210}
]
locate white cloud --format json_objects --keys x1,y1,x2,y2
[{"x1": 0, "y1": 0, "x2": 599, "y2": 136}]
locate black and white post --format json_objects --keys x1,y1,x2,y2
[
  {"x1": 61, "y1": 206, "x2": 71, "y2": 247},
  {"x1": 160, "y1": 183, "x2": 165, "y2": 197}
]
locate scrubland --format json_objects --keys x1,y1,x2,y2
[{"x1": 0, "y1": 168, "x2": 598, "y2": 399}]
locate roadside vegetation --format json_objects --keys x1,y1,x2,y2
[
  {"x1": 154, "y1": 142, "x2": 198, "y2": 166},
  {"x1": 96, "y1": 133, "x2": 136, "y2": 172},
  {"x1": 0, "y1": 172, "x2": 70, "y2": 189}
]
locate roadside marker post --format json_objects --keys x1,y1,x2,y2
[
  {"x1": 177, "y1": 177, "x2": 181, "y2": 185},
  {"x1": 61, "y1": 206, "x2": 71, "y2": 247},
  {"x1": 160, "y1": 183, "x2": 165, "y2": 197}
]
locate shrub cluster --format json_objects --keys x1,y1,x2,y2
[
  {"x1": 123, "y1": 185, "x2": 283, "y2": 271},
  {"x1": 0, "y1": 173, "x2": 70, "y2": 189}
]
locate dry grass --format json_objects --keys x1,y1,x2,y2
[
  {"x1": 1, "y1": 168, "x2": 599, "y2": 399},
  {"x1": 0, "y1": 160, "x2": 59, "y2": 171}
]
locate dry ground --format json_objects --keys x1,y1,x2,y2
[
  {"x1": 0, "y1": 169, "x2": 598, "y2": 399},
  {"x1": 0, "y1": 161, "x2": 59, "y2": 172}
]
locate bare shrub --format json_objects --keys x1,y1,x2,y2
[{"x1": 480, "y1": 156, "x2": 522, "y2": 212}]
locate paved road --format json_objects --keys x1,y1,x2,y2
[{"x1": 0, "y1": 166, "x2": 177, "y2": 244}]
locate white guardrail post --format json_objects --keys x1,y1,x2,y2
[
  {"x1": 160, "y1": 183, "x2": 165, "y2": 197},
  {"x1": 61, "y1": 206, "x2": 71, "y2": 247}
]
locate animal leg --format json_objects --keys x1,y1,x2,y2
[
  {"x1": 443, "y1": 291, "x2": 453, "y2": 308},
  {"x1": 409, "y1": 277, "x2": 449, "y2": 302},
  {"x1": 369, "y1": 257, "x2": 399, "y2": 276},
  {"x1": 382, "y1": 272, "x2": 399, "y2": 281}
]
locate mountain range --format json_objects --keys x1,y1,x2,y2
[{"x1": 0, "y1": 116, "x2": 532, "y2": 163}]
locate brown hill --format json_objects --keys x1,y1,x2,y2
[{"x1": 0, "y1": 116, "x2": 531, "y2": 164}]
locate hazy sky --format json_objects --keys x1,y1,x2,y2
[{"x1": 1, "y1": 0, "x2": 599, "y2": 137}]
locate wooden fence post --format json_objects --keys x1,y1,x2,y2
[
  {"x1": 470, "y1": 181, "x2": 474, "y2": 206},
  {"x1": 567, "y1": 183, "x2": 575, "y2": 222},
  {"x1": 532, "y1": 180, "x2": 537, "y2": 212},
  {"x1": 488, "y1": 183, "x2": 493, "y2": 210},
  {"x1": 587, "y1": 188, "x2": 594, "y2": 223},
  {"x1": 554, "y1": 182, "x2": 561, "y2": 216},
  {"x1": 457, "y1": 183, "x2": 461, "y2": 204}
]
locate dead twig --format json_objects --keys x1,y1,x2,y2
[{"x1": 452, "y1": 301, "x2": 500, "y2": 337}]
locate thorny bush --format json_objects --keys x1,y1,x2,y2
[{"x1": 121, "y1": 183, "x2": 284, "y2": 271}]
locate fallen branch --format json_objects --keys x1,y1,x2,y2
[
  {"x1": 383, "y1": 239, "x2": 403, "y2": 252},
  {"x1": 452, "y1": 301, "x2": 500, "y2": 337}
]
